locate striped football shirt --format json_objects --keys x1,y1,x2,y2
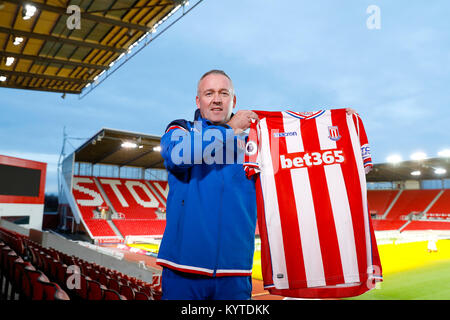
[{"x1": 244, "y1": 108, "x2": 382, "y2": 298}]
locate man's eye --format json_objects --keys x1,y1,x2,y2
[{"x1": 221, "y1": 91, "x2": 229, "y2": 96}]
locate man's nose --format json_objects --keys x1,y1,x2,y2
[{"x1": 212, "y1": 93, "x2": 222, "y2": 104}]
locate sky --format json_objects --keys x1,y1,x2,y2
[{"x1": 1, "y1": 0, "x2": 449, "y2": 194}]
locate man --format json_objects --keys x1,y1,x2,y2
[
  {"x1": 157, "y1": 69, "x2": 357, "y2": 300},
  {"x1": 156, "y1": 70, "x2": 258, "y2": 300}
]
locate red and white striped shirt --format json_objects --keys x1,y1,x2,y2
[{"x1": 244, "y1": 108, "x2": 382, "y2": 298}]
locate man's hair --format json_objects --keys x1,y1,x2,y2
[{"x1": 197, "y1": 69, "x2": 234, "y2": 96}]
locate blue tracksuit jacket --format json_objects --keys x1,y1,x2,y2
[{"x1": 156, "y1": 109, "x2": 257, "y2": 277}]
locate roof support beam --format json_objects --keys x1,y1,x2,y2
[
  {"x1": 3, "y1": 0, "x2": 155, "y2": 32},
  {"x1": 0, "y1": 82, "x2": 80, "y2": 94},
  {"x1": 119, "y1": 149, "x2": 156, "y2": 167},
  {"x1": 0, "y1": 26, "x2": 126, "y2": 54},
  {"x1": 0, "y1": 51, "x2": 107, "y2": 70},
  {"x1": 0, "y1": 69, "x2": 89, "y2": 84},
  {"x1": 92, "y1": 144, "x2": 123, "y2": 165}
]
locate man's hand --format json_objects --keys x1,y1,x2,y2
[
  {"x1": 226, "y1": 110, "x2": 259, "y2": 134},
  {"x1": 346, "y1": 108, "x2": 357, "y2": 115}
]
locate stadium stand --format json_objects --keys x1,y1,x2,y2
[
  {"x1": 382, "y1": 189, "x2": 441, "y2": 220},
  {"x1": 0, "y1": 225, "x2": 161, "y2": 300},
  {"x1": 99, "y1": 177, "x2": 166, "y2": 237},
  {"x1": 402, "y1": 221, "x2": 450, "y2": 231},
  {"x1": 426, "y1": 189, "x2": 450, "y2": 218},
  {"x1": 367, "y1": 190, "x2": 400, "y2": 217},
  {"x1": 98, "y1": 177, "x2": 161, "y2": 220},
  {"x1": 72, "y1": 176, "x2": 118, "y2": 238},
  {"x1": 148, "y1": 181, "x2": 169, "y2": 203},
  {"x1": 368, "y1": 188, "x2": 450, "y2": 232},
  {"x1": 71, "y1": 176, "x2": 167, "y2": 240},
  {"x1": 113, "y1": 219, "x2": 166, "y2": 237},
  {"x1": 370, "y1": 219, "x2": 407, "y2": 231}
]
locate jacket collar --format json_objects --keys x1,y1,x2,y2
[{"x1": 194, "y1": 109, "x2": 234, "y2": 128}]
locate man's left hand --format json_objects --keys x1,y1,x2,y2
[{"x1": 346, "y1": 108, "x2": 357, "y2": 115}]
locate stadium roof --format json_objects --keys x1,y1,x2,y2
[
  {"x1": 367, "y1": 157, "x2": 450, "y2": 182},
  {"x1": 73, "y1": 128, "x2": 164, "y2": 169},
  {"x1": 0, "y1": 0, "x2": 190, "y2": 95}
]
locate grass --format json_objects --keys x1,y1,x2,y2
[{"x1": 130, "y1": 239, "x2": 450, "y2": 299}]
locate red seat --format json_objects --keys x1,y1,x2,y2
[
  {"x1": 87, "y1": 279, "x2": 106, "y2": 300},
  {"x1": 134, "y1": 291, "x2": 150, "y2": 300},
  {"x1": 22, "y1": 267, "x2": 49, "y2": 300},
  {"x1": 98, "y1": 272, "x2": 110, "y2": 287},
  {"x1": 55, "y1": 262, "x2": 68, "y2": 290},
  {"x1": 37, "y1": 278, "x2": 70, "y2": 300},
  {"x1": 103, "y1": 288, "x2": 127, "y2": 300},
  {"x1": 0, "y1": 247, "x2": 15, "y2": 299},
  {"x1": 108, "y1": 277, "x2": 120, "y2": 292},
  {"x1": 119, "y1": 285, "x2": 135, "y2": 300},
  {"x1": 69, "y1": 273, "x2": 90, "y2": 300},
  {"x1": 10, "y1": 256, "x2": 31, "y2": 299}
]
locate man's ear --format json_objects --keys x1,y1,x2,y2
[
  {"x1": 196, "y1": 95, "x2": 200, "y2": 109},
  {"x1": 233, "y1": 95, "x2": 237, "y2": 109}
]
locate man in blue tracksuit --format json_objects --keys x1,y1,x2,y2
[{"x1": 156, "y1": 70, "x2": 259, "y2": 300}]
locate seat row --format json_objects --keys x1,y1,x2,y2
[
  {"x1": 0, "y1": 226, "x2": 162, "y2": 300},
  {"x1": 0, "y1": 241, "x2": 70, "y2": 300},
  {"x1": 24, "y1": 239, "x2": 160, "y2": 300}
]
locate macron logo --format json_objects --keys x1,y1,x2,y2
[{"x1": 273, "y1": 131, "x2": 297, "y2": 138}]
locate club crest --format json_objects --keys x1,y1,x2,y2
[{"x1": 328, "y1": 126, "x2": 341, "y2": 141}]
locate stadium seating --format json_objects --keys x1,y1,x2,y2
[
  {"x1": 98, "y1": 177, "x2": 161, "y2": 219},
  {"x1": 426, "y1": 189, "x2": 450, "y2": 217},
  {"x1": 112, "y1": 219, "x2": 166, "y2": 237},
  {"x1": 71, "y1": 176, "x2": 167, "y2": 239},
  {"x1": 383, "y1": 189, "x2": 441, "y2": 220},
  {"x1": 0, "y1": 226, "x2": 161, "y2": 301},
  {"x1": 148, "y1": 180, "x2": 169, "y2": 203},
  {"x1": 370, "y1": 219, "x2": 407, "y2": 231},
  {"x1": 72, "y1": 176, "x2": 118, "y2": 237},
  {"x1": 402, "y1": 221, "x2": 450, "y2": 231},
  {"x1": 367, "y1": 190, "x2": 400, "y2": 217},
  {"x1": 367, "y1": 188, "x2": 450, "y2": 232}
]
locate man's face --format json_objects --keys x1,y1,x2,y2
[{"x1": 196, "y1": 73, "x2": 236, "y2": 124}]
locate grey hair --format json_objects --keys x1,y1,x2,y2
[{"x1": 197, "y1": 69, "x2": 235, "y2": 96}]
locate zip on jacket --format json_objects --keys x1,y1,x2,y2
[{"x1": 156, "y1": 109, "x2": 257, "y2": 277}]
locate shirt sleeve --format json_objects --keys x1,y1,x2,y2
[
  {"x1": 352, "y1": 113, "x2": 373, "y2": 174},
  {"x1": 243, "y1": 119, "x2": 261, "y2": 178}
]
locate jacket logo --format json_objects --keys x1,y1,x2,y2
[
  {"x1": 328, "y1": 126, "x2": 341, "y2": 141},
  {"x1": 245, "y1": 141, "x2": 257, "y2": 156},
  {"x1": 273, "y1": 131, "x2": 297, "y2": 138}
]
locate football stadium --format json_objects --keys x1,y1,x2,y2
[{"x1": 1, "y1": 0, "x2": 449, "y2": 307}]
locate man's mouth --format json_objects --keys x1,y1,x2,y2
[{"x1": 211, "y1": 108, "x2": 223, "y2": 112}]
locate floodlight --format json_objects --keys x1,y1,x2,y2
[
  {"x1": 5, "y1": 57, "x2": 14, "y2": 66},
  {"x1": 153, "y1": 146, "x2": 162, "y2": 152},
  {"x1": 411, "y1": 170, "x2": 421, "y2": 176},
  {"x1": 386, "y1": 154, "x2": 402, "y2": 164},
  {"x1": 410, "y1": 152, "x2": 427, "y2": 161},
  {"x1": 13, "y1": 37, "x2": 24, "y2": 45},
  {"x1": 438, "y1": 149, "x2": 450, "y2": 158},
  {"x1": 434, "y1": 168, "x2": 447, "y2": 175},
  {"x1": 22, "y1": 4, "x2": 37, "y2": 20},
  {"x1": 0, "y1": 75, "x2": 6, "y2": 82},
  {"x1": 121, "y1": 142, "x2": 137, "y2": 149}
]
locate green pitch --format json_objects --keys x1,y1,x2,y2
[{"x1": 345, "y1": 259, "x2": 450, "y2": 300}]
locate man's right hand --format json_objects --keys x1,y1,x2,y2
[{"x1": 226, "y1": 110, "x2": 258, "y2": 134}]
